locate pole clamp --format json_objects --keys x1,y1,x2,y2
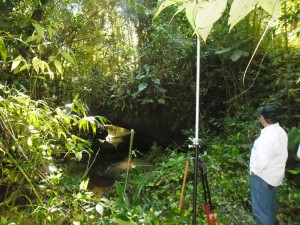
[{"x1": 188, "y1": 137, "x2": 201, "y2": 148}]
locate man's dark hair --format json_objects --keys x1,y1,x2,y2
[{"x1": 260, "y1": 105, "x2": 278, "y2": 124}]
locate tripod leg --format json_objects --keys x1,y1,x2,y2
[
  {"x1": 179, "y1": 160, "x2": 190, "y2": 209},
  {"x1": 192, "y1": 145, "x2": 200, "y2": 225},
  {"x1": 199, "y1": 159, "x2": 217, "y2": 225},
  {"x1": 200, "y1": 166, "x2": 211, "y2": 224}
]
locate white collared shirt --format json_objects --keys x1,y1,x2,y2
[{"x1": 250, "y1": 123, "x2": 288, "y2": 187}]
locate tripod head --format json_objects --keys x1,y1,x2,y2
[{"x1": 188, "y1": 137, "x2": 202, "y2": 148}]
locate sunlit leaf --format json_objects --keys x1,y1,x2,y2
[
  {"x1": 40, "y1": 61, "x2": 46, "y2": 72},
  {"x1": 96, "y1": 204, "x2": 104, "y2": 215},
  {"x1": 78, "y1": 120, "x2": 84, "y2": 131},
  {"x1": 27, "y1": 137, "x2": 33, "y2": 147},
  {"x1": 195, "y1": 0, "x2": 227, "y2": 29},
  {"x1": 228, "y1": 0, "x2": 258, "y2": 31},
  {"x1": 60, "y1": 51, "x2": 76, "y2": 65},
  {"x1": 54, "y1": 60, "x2": 63, "y2": 74},
  {"x1": 11, "y1": 55, "x2": 23, "y2": 71},
  {"x1": 32, "y1": 57, "x2": 41, "y2": 73},
  {"x1": 258, "y1": 0, "x2": 281, "y2": 19},
  {"x1": 196, "y1": 24, "x2": 213, "y2": 42},
  {"x1": 76, "y1": 192, "x2": 82, "y2": 199},
  {"x1": 90, "y1": 119, "x2": 97, "y2": 134},
  {"x1": 1, "y1": 216, "x2": 7, "y2": 224},
  {"x1": 25, "y1": 35, "x2": 39, "y2": 43},
  {"x1": 46, "y1": 71, "x2": 54, "y2": 80},
  {"x1": 80, "y1": 179, "x2": 89, "y2": 190},
  {"x1": 154, "y1": 0, "x2": 178, "y2": 18},
  {"x1": 287, "y1": 169, "x2": 300, "y2": 175},
  {"x1": 47, "y1": 26, "x2": 53, "y2": 39},
  {"x1": 64, "y1": 103, "x2": 73, "y2": 115},
  {"x1": 74, "y1": 93, "x2": 80, "y2": 101},
  {"x1": 58, "y1": 130, "x2": 67, "y2": 139},
  {"x1": 33, "y1": 22, "x2": 44, "y2": 37},
  {"x1": 29, "y1": 113, "x2": 39, "y2": 128},
  {"x1": 185, "y1": 0, "x2": 197, "y2": 30},
  {"x1": 0, "y1": 37, "x2": 7, "y2": 61},
  {"x1": 75, "y1": 151, "x2": 82, "y2": 161},
  {"x1": 19, "y1": 63, "x2": 31, "y2": 72}
]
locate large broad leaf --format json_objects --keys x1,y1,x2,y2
[
  {"x1": 195, "y1": 0, "x2": 227, "y2": 42},
  {"x1": 196, "y1": 24, "x2": 213, "y2": 42},
  {"x1": 228, "y1": 0, "x2": 258, "y2": 31},
  {"x1": 183, "y1": 0, "x2": 227, "y2": 42},
  {"x1": 185, "y1": 0, "x2": 197, "y2": 30},
  {"x1": 195, "y1": 0, "x2": 227, "y2": 29},
  {"x1": 0, "y1": 37, "x2": 6, "y2": 61},
  {"x1": 258, "y1": 0, "x2": 281, "y2": 19}
]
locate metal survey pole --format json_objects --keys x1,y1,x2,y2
[{"x1": 192, "y1": 36, "x2": 201, "y2": 225}]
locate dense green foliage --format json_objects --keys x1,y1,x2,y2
[
  {"x1": 0, "y1": 85, "x2": 109, "y2": 224},
  {"x1": 0, "y1": 0, "x2": 300, "y2": 224}
]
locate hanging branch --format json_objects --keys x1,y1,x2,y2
[{"x1": 242, "y1": 18, "x2": 275, "y2": 86}]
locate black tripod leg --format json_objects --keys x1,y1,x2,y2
[
  {"x1": 199, "y1": 158, "x2": 216, "y2": 225},
  {"x1": 193, "y1": 149, "x2": 217, "y2": 225},
  {"x1": 203, "y1": 173, "x2": 213, "y2": 211},
  {"x1": 198, "y1": 159, "x2": 207, "y2": 202},
  {"x1": 192, "y1": 145, "x2": 199, "y2": 225}
]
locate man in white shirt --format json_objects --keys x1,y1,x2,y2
[{"x1": 250, "y1": 105, "x2": 288, "y2": 225}]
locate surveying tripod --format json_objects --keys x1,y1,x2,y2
[
  {"x1": 188, "y1": 36, "x2": 216, "y2": 225},
  {"x1": 191, "y1": 140, "x2": 217, "y2": 225}
]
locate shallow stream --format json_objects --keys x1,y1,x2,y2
[{"x1": 69, "y1": 125, "x2": 151, "y2": 198}]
